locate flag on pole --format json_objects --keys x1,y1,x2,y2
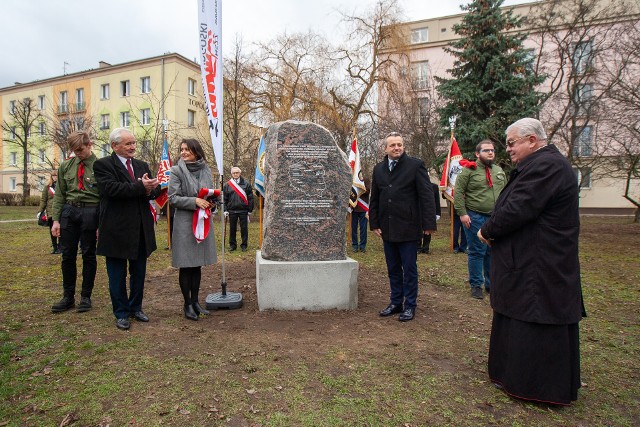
[
  {"x1": 348, "y1": 136, "x2": 367, "y2": 210},
  {"x1": 155, "y1": 138, "x2": 172, "y2": 209},
  {"x1": 198, "y1": 0, "x2": 224, "y2": 174},
  {"x1": 254, "y1": 135, "x2": 266, "y2": 197},
  {"x1": 439, "y1": 137, "x2": 465, "y2": 202}
]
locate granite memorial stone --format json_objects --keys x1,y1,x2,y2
[{"x1": 261, "y1": 120, "x2": 352, "y2": 261}]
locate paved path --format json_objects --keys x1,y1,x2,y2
[{"x1": 0, "y1": 219, "x2": 35, "y2": 223}]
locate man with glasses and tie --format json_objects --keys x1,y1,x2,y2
[
  {"x1": 369, "y1": 132, "x2": 436, "y2": 322},
  {"x1": 477, "y1": 117, "x2": 585, "y2": 405},
  {"x1": 51, "y1": 131, "x2": 100, "y2": 313},
  {"x1": 94, "y1": 128, "x2": 160, "y2": 330},
  {"x1": 454, "y1": 140, "x2": 506, "y2": 299}
]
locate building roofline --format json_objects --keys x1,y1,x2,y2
[{"x1": 0, "y1": 52, "x2": 199, "y2": 94}]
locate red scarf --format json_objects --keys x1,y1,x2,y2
[{"x1": 77, "y1": 161, "x2": 85, "y2": 190}]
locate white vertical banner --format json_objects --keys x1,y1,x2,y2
[{"x1": 198, "y1": 0, "x2": 223, "y2": 174}]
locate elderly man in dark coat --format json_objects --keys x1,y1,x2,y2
[
  {"x1": 478, "y1": 117, "x2": 586, "y2": 405},
  {"x1": 94, "y1": 128, "x2": 160, "y2": 330},
  {"x1": 369, "y1": 132, "x2": 436, "y2": 322}
]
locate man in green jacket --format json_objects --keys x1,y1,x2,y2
[
  {"x1": 454, "y1": 140, "x2": 506, "y2": 299},
  {"x1": 50, "y1": 131, "x2": 100, "y2": 313}
]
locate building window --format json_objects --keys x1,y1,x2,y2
[
  {"x1": 39, "y1": 122, "x2": 45, "y2": 135},
  {"x1": 187, "y1": 110, "x2": 195, "y2": 127},
  {"x1": 573, "y1": 40, "x2": 593, "y2": 75},
  {"x1": 100, "y1": 83, "x2": 110, "y2": 100},
  {"x1": 59, "y1": 91, "x2": 68, "y2": 113},
  {"x1": 417, "y1": 97, "x2": 430, "y2": 126},
  {"x1": 411, "y1": 61, "x2": 430, "y2": 90},
  {"x1": 573, "y1": 83, "x2": 593, "y2": 115},
  {"x1": 38, "y1": 95, "x2": 45, "y2": 110},
  {"x1": 121, "y1": 80, "x2": 130, "y2": 97},
  {"x1": 100, "y1": 114, "x2": 111, "y2": 130},
  {"x1": 188, "y1": 78, "x2": 196, "y2": 96},
  {"x1": 38, "y1": 149, "x2": 46, "y2": 163},
  {"x1": 9, "y1": 100, "x2": 16, "y2": 114},
  {"x1": 76, "y1": 88, "x2": 85, "y2": 111},
  {"x1": 573, "y1": 167, "x2": 592, "y2": 189},
  {"x1": 9, "y1": 152, "x2": 17, "y2": 166},
  {"x1": 141, "y1": 108, "x2": 151, "y2": 125},
  {"x1": 9, "y1": 177, "x2": 16, "y2": 192},
  {"x1": 572, "y1": 125, "x2": 593, "y2": 157},
  {"x1": 140, "y1": 76, "x2": 151, "y2": 94},
  {"x1": 120, "y1": 111, "x2": 130, "y2": 127},
  {"x1": 411, "y1": 27, "x2": 428, "y2": 44},
  {"x1": 10, "y1": 127, "x2": 16, "y2": 140},
  {"x1": 37, "y1": 175, "x2": 46, "y2": 190},
  {"x1": 101, "y1": 143, "x2": 110, "y2": 158}
]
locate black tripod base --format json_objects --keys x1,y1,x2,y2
[{"x1": 205, "y1": 291, "x2": 243, "y2": 310}]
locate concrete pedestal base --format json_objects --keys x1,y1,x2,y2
[{"x1": 256, "y1": 251, "x2": 358, "y2": 311}]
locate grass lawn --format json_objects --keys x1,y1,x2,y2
[{"x1": 0, "y1": 206, "x2": 638, "y2": 426}]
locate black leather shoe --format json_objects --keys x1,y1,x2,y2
[
  {"x1": 241, "y1": 246, "x2": 247, "y2": 252},
  {"x1": 379, "y1": 304, "x2": 403, "y2": 317},
  {"x1": 184, "y1": 304, "x2": 198, "y2": 321},
  {"x1": 52, "y1": 296, "x2": 75, "y2": 313},
  {"x1": 193, "y1": 302, "x2": 210, "y2": 316},
  {"x1": 116, "y1": 318, "x2": 130, "y2": 330},
  {"x1": 132, "y1": 311, "x2": 149, "y2": 322},
  {"x1": 471, "y1": 287, "x2": 484, "y2": 299},
  {"x1": 399, "y1": 308, "x2": 415, "y2": 322},
  {"x1": 76, "y1": 297, "x2": 92, "y2": 313},
  {"x1": 229, "y1": 246, "x2": 237, "y2": 252}
]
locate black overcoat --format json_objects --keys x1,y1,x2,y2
[
  {"x1": 369, "y1": 153, "x2": 436, "y2": 242},
  {"x1": 480, "y1": 145, "x2": 585, "y2": 325},
  {"x1": 94, "y1": 153, "x2": 161, "y2": 260}
]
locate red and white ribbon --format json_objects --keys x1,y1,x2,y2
[
  {"x1": 192, "y1": 188, "x2": 221, "y2": 242},
  {"x1": 227, "y1": 179, "x2": 248, "y2": 205}
]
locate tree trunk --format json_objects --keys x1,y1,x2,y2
[
  {"x1": 634, "y1": 207, "x2": 639, "y2": 224},
  {"x1": 22, "y1": 145, "x2": 29, "y2": 205}
]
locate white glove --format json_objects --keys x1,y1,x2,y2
[
  {"x1": 37, "y1": 212, "x2": 41, "y2": 219},
  {"x1": 436, "y1": 215, "x2": 441, "y2": 221},
  {"x1": 224, "y1": 211, "x2": 229, "y2": 218}
]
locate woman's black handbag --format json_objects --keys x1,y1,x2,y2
[{"x1": 37, "y1": 211, "x2": 48, "y2": 226}]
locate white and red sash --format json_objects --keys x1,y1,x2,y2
[
  {"x1": 48, "y1": 186, "x2": 55, "y2": 197},
  {"x1": 192, "y1": 188, "x2": 221, "y2": 242},
  {"x1": 227, "y1": 179, "x2": 248, "y2": 205}
]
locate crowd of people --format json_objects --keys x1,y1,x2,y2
[{"x1": 44, "y1": 117, "x2": 584, "y2": 406}]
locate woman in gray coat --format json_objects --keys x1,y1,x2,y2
[{"x1": 168, "y1": 139, "x2": 218, "y2": 320}]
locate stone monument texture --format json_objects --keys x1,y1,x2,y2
[{"x1": 261, "y1": 120, "x2": 352, "y2": 261}]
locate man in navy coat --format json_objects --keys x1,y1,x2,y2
[
  {"x1": 94, "y1": 128, "x2": 160, "y2": 330},
  {"x1": 369, "y1": 132, "x2": 436, "y2": 322}
]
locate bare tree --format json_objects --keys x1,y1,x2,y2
[
  {"x1": 1, "y1": 98, "x2": 42, "y2": 202},
  {"x1": 529, "y1": 0, "x2": 633, "y2": 184},
  {"x1": 223, "y1": 37, "x2": 262, "y2": 176}
]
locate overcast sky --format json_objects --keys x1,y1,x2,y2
[{"x1": 0, "y1": 0, "x2": 534, "y2": 89}]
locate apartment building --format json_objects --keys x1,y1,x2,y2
[
  {"x1": 0, "y1": 53, "x2": 206, "y2": 196},
  {"x1": 381, "y1": 0, "x2": 640, "y2": 214}
]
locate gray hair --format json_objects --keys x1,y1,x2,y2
[
  {"x1": 109, "y1": 127, "x2": 133, "y2": 145},
  {"x1": 506, "y1": 118, "x2": 547, "y2": 141}
]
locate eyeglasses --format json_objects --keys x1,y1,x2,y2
[
  {"x1": 480, "y1": 149, "x2": 495, "y2": 153},
  {"x1": 506, "y1": 135, "x2": 531, "y2": 147}
]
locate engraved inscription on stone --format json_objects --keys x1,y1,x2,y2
[{"x1": 261, "y1": 120, "x2": 352, "y2": 261}]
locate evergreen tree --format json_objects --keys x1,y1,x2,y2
[{"x1": 436, "y1": 0, "x2": 544, "y2": 161}]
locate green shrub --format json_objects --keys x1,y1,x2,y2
[
  {"x1": 24, "y1": 195, "x2": 41, "y2": 206},
  {"x1": 0, "y1": 193, "x2": 22, "y2": 206}
]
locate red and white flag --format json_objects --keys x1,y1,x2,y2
[
  {"x1": 439, "y1": 137, "x2": 465, "y2": 202},
  {"x1": 198, "y1": 0, "x2": 223, "y2": 174},
  {"x1": 348, "y1": 136, "x2": 367, "y2": 211},
  {"x1": 192, "y1": 188, "x2": 221, "y2": 242}
]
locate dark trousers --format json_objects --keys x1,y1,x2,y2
[
  {"x1": 47, "y1": 217, "x2": 58, "y2": 248},
  {"x1": 383, "y1": 240, "x2": 419, "y2": 309},
  {"x1": 420, "y1": 234, "x2": 432, "y2": 252},
  {"x1": 351, "y1": 211, "x2": 368, "y2": 250},
  {"x1": 228, "y1": 211, "x2": 248, "y2": 249},
  {"x1": 453, "y1": 213, "x2": 467, "y2": 252},
  {"x1": 105, "y1": 234, "x2": 148, "y2": 319},
  {"x1": 59, "y1": 204, "x2": 98, "y2": 298}
]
